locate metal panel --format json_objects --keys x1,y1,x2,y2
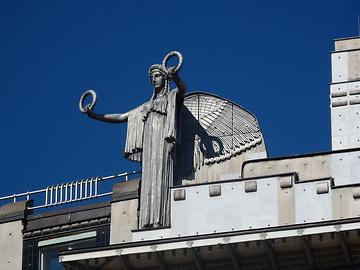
[
  {"x1": 133, "y1": 179, "x2": 279, "y2": 241},
  {"x1": 348, "y1": 50, "x2": 360, "y2": 81},
  {"x1": 172, "y1": 179, "x2": 278, "y2": 237},
  {"x1": 331, "y1": 52, "x2": 348, "y2": 83},
  {"x1": 331, "y1": 106, "x2": 348, "y2": 150},
  {"x1": 331, "y1": 150, "x2": 360, "y2": 186},
  {"x1": 294, "y1": 180, "x2": 332, "y2": 223}
]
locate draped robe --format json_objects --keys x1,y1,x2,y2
[{"x1": 124, "y1": 89, "x2": 179, "y2": 227}]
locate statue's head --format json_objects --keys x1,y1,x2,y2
[{"x1": 149, "y1": 64, "x2": 169, "y2": 94}]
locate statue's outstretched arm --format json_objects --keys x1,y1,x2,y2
[
  {"x1": 172, "y1": 74, "x2": 187, "y2": 99},
  {"x1": 86, "y1": 109, "x2": 129, "y2": 123}
]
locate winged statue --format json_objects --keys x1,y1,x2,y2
[{"x1": 177, "y1": 92, "x2": 267, "y2": 184}]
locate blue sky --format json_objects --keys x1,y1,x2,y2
[{"x1": 0, "y1": 0, "x2": 359, "y2": 198}]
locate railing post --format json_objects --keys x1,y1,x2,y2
[
  {"x1": 65, "y1": 183, "x2": 68, "y2": 203},
  {"x1": 84, "y1": 179, "x2": 88, "y2": 198},
  {"x1": 89, "y1": 178, "x2": 93, "y2": 197},
  {"x1": 55, "y1": 185, "x2": 58, "y2": 204},
  {"x1": 95, "y1": 177, "x2": 98, "y2": 196},
  {"x1": 59, "y1": 185, "x2": 63, "y2": 204},
  {"x1": 45, "y1": 188, "x2": 49, "y2": 206},
  {"x1": 80, "y1": 181, "x2": 83, "y2": 199}
]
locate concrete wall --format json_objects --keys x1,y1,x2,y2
[
  {"x1": 110, "y1": 199, "x2": 138, "y2": 244},
  {"x1": 110, "y1": 180, "x2": 140, "y2": 244},
  {"x1": 335, "y1": 37, "x2": 360, "y2": 51},
  {"x1": 0, "y1": 200, "x2": 31, "y2": 270},
  {"x1": 0, "y1": 220, "x2": 23, "y2": 269},
  {"x1": 132, "y1": 172, "x2": 360, "y2": 242},
  {"x1": 241, "y1": 149, "x2": 360, "y2": 186},
  {"x1": 242, "y1": 152, "x2": 331, "y2": 181}
]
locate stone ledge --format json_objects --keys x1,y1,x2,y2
[
  {"x1": 0, "y1": 200, "x2": 33, "y2": 224},
  {"x1": 112, "y1": 179, "x2": 140, "y2": 202}
]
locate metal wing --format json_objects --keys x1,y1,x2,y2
[{"x1": 182, "y1": 92, "x2": 263, "y2": 166}]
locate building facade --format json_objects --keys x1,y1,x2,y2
[{"x1": 1, "y1": 36, "x2": 360, "y2": 270}]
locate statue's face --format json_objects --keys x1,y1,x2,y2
[{"x1": 150, "y1": 70, "x2": 165, "y2": 92}]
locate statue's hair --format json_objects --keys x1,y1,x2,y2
[
  {"x1": 149, "y1": 64, "x2": 170, "y2": 101},
  {"x1": 148, "y1": 64, "x2": 167, "y2": 77}
]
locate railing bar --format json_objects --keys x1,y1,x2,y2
[
  {"x1": 89, "y1": 178, "x2": 93, "y2": 197},
  {"x1": 70, "y1": 183, "x2": 73, "y2": 201},
  {"x1": 60, "y1": 185, "x2": 63, "y2": 203},
  {"x1": 45, "y1": 188, "x2": 48, "y2": 206},
  {"x1": 28, "y1": 189, "x2": 47, "y2": 195},
  {"x1": 65, "y1": 184, "x2": 68, "y2": 202},
  {"x1": 85, "y1": 180, "x2": 88, "y2": 198},
  {"x1": 80, "y1": 181, "x2": 83, "y2": 199},
  {"x1": 55, "y1": 186, "x2": 58, "y2": 205},
  {"x1": 49, "y1": 187, "x2": 53, "y2": 206},
  {"x1": 100, "y1": 170, "x2": 140, "y2": 181},
  {"x1": 0, "y1": 194, "x2": 18, "y2": 200},
  {"x1": 95, "y1": 192, "x2": 113, "y2": 197},
  {"x1": 75, "y1": 182, "x2": 78, "y2": 200}
]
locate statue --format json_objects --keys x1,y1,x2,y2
[
  {"x1": 79, "y1": 51, "x2": 186, "y2": 228},
  {"x1": 79, "y1": 51, "x2": 267, "y2": 229}
]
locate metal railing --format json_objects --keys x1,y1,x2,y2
[{"x1": 0, "y1": 171, "x2": 141, "y2": 210}]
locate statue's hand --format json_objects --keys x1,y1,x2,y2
[
  {"x1": 167, "y1": 66, "x2": 178, "y2": 80},
  {"x1": 84, "y1": 105, "x2": 95, "y2": 118}
]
